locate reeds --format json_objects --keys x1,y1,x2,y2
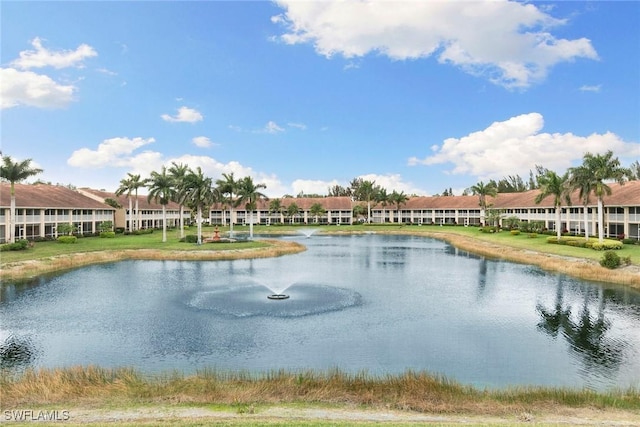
[{"x1": 2, "y1": 367, "x2": 638, "y2": 415}]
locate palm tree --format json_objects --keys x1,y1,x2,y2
[
  {"x1": 468, "y1": 181, "x2": 497, "y2": 226},
  {"x1": 147, "y1": 166, "x2": 176, "y2": 243},
  {"x1": 388, "y1": 190, "x2": 409, "y2": 223},
  {"x1": 115, "y1": 176, "x2": 134, "y2": 233},
  {"x1": 169, "y1": 162, "x2": 189, "y2": 239},
  {"x1": 535, "y1": 170, "x2": 571, "y2": 241},
  {"x1": 576, "y1": 151, "x2": 630, "y2": 243},
  {"x1": 182, "y1": 167, "x2": 214, "y2": 245},
  {"x1": 375, "y1": 188, "x2": 389, "y2": 223},
  {"x1": 128, "y1": 173, "x2": 146, "y2": 231},
  {"x1": 0, "y1": 156, "x2": 43, "y2": 243},
  {"x1": 216, "y1": 173, "x2": 239, "y2": 237},
  {"x1": 309, "y1": 202, "x2": 326, "y2": 224},
  {"x1": 568, "y1": 165, "x2": 595, "y2": 240},
  {"x1": 268, "y1": 199, "x2": 284, "y2": 224},
  {"x1": 236, "y1": 176, "x2": 267, "y2": 239},
  {"x1": 352, "y1": 179, "x2": 378, "y2": 223},
  {"x1": 285, "y1": 202, "x2": 300, "y2": 224}
]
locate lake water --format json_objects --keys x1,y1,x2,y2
[{"x1": 1, "y1": 234, "x2": 639, "y2": 390}]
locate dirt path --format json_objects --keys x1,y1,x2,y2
[{"x1": 46, "y1": 405, "x2": 640, "y2": 426}]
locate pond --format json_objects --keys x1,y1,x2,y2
[{"x1": 1, "y1": 234, "x2": 639, "y2": 390}]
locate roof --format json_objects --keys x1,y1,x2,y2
[
  {"x1": 0, "y1": 183, "x2": 115, "y2": 210},
  {"x1": 79, "y1": 188, "x2": 185, "y2": 210}
]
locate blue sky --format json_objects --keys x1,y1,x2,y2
[{"x1": 2, "y1": 1, "x2": 639, "y2": 197}]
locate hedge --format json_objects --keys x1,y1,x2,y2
[
  {"x1": 0, "y1": 240, "x2": 29, "y2": 252},
  {"x1": 546, "y1": 236, "x2": 623, "y2": 250},
  {"x1": 57, "y1": 236, "x2": 78, "y2": 244}
]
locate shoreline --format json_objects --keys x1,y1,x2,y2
[{"x1": 1, "y1": 232, "x2": 639, "y2": 290}]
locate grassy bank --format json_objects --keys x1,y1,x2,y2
[{"x1": 1, "y1": 366, "x2": 638, "y2": 425}]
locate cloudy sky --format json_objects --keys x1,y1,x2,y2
[{"x1": 2, "y1": 1, "x2": 638, "y2": 197}]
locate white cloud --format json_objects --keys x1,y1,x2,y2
[
  {"x1": 0, "y1": 67, "x2": 75, "y2": 109},
  {"x1": 161, "y1": 106, "x2": 203, "y2": 123},
  {"x1": 291, "y1": 179, "x2": 342, "y2": 196},
  {"x1": 262, "y1": 121, "x2": 285, "y2": 134},
  {"x1": 288, "y1": 122, "x2": 307, "y2": 130},
  {"x1": 408, "y1": 112, "x2": 640, "y2": 179},
  {"x1": 192, "y1": 136, "x2": 214, "y2": 148},
  {"x1": 357, "y1": 173, "x2": 427, "y2": 196},
  {"x1": 67, "y1": 137, "x2": 156, "y2": 168},
  {"x1": 272, "y1": 1, "x2": 598, "y2": 89},
  {"x1": 579, "y1": 84, "x2": 602, "y2": 92},
  {"x1": 11, "y1": 37, "x2": 97, "y2": 70}
]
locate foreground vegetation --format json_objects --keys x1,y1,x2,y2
[{"x1": 1, "y1": 366, "x2": 638, "y2": 426}]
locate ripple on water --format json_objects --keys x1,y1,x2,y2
[{"x1": 186, "y1": 284, "x2": 363, "y2": 318}]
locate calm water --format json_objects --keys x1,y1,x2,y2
[{"x1": 1, "y1": 234, "x2": 639, "y2": 390}]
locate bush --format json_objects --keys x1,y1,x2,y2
[
  {"x1": 57, "y1": 236, "x2": 77, "y2": 244},
  {"x1": 0, "y1": 240, "x2": 29, "y2": 252},
  {"x1": 591, "y1": 240, "x2": 624, "y2": 251},
  {"x1": 133, "y1": 229, "x2": 154, "y2": 235},
  {"x1": 100, "y1": 231, "x2": 116, "y2": 238},
  {"x1": 528, "y1": 233, "x2": 538, "y2": 238},
  {"x1": 181, "y1": 235, "x2": 199, "y2": 243},
  {"x1": 510, "y1": 230, "x2": 521, "y2": 236},
  {"x1": 600, "y1": 251, "x2": 621, "y2": 269},
  {"x1": 480, "y1": 226, "x2": 498, "y2": 233}
]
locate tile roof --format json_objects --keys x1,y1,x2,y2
[
  {"x1": 79, "y1": 188, "x2": 185, "y2": 210},
  {"x1": 0, "y1": 183, "x2": 114, "y2": 210}
]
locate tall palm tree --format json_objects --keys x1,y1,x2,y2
[
  {"x1": 128, "y1": 173, "x2": 146, "y2": 231},
  {"x1": 375, "y1": 188, "x2": 389, "y2": 223},
  {"x1": 115, "y1": 176, "x2": 134, "y2": 233},
  {"x1": 182, "y1": 167, "x2": 214, "y2": 245},
  {"x1": 216, "y1": 172, "x2": 239, "y2": 237},
  {"x1": 0, "y1": 156, "x2": 43, "y2": 243},
  {"x1": 168, "y1": 162, "x2": 189, "y2": 239},
  {"x1": 388, "y1": 190, "x2": 409, "y2": 223},
  {"x1": 535, "y1": 170, "x2": 571, "y2": 241},
  {"x1": 268, "y1": 199, "x2": 284, "y2": 224},
  {"x1": 568, "y1": 165, "x2": 595, "y2": 240},
  {"x1": 236, "y1": 176, "x2": 267, "y2": 239},
  {"x1": 147, "y1": 166, "x2": 176, "y2": 243},
  {"x1": 469, "y1": 181, "x2": 497, "y2": 226},
  {"x1": 352, "y1": 179, "x2": 378, "y2": 223},
  {"x1": 577, "y1": 151, "x2": 630, "y2": 243}
]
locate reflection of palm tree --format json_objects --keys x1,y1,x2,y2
[
  {"x1": 537, "y1": 280, "x2": 623, "y2": 373},
  {"x1": 477, "y1": 258, "x2": 488, "y2": 296}
]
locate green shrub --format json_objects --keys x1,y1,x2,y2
[
  {"x1": 591, "y1": 240, "x2": 623, "y2": 251},
  {"x1": 622, "y1": 238, "x2": 638, "y2": 245},
  {"x1": 133, "y1": 229, "x2": 154, "y2": 235},
  {"x1": 0, "y1": 240, "x2": 29, "y2": 252},
  {"x1": 528, "y1": 233, "x2": 538, "y2": 238},
  {"x1": 600, "y1": 251, "x2": 621, "y2": 269},
  {"x1": 181, "y1": 235, "x2": 199, "y2": 243},
  {"x1": 510, "y1": 230, "x2": 520, "y2": 236},
  {"x1": 57, "y1": 236, "x2": 77, "y2": 244},
  {"x1": 100, "y1": 231, "x2": 116, "y2": 238},
  {"x1": 480, "y1": 226, "x2": 498, "y2": 233}
]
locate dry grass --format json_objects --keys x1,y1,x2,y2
[
  {"x1": 2, "y1": 367, "x2": 638, "y2": 416},
  {"x1": 0, "y1": 239, "x2": 305, "y2": 282}
]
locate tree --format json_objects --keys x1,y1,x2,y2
[
  {"x1": 182, "y1": 167, "x2": 214, "y2": 245},
  {"x1": 351, "y1": 179, "x2": 379, "y2": 223},
  {"x1": 216, "y1": 172, "x2": 239, "y2": 236},
  {"x1": 309, "y1": 202, "x2": 326, "y2": 224},
  {"x1": 535, "y1": 169, "x2": 571, "y2": 241},
  {"x1": 468, "y1": 181, "x2": 497, "y2": 226},
  {"x1": 236, "y1": 176, "x2": 267, "y2": 239},
  {"x1": 147, "y1": 166, "x2": 176, "y2": 242},
  {"x1": 568, "y1": 165, "x2": 595, "y2": 240},
  {"x1": 268, "y1": 199, "x2": 284, "y2": 224},
  {"x1": 284, "y1": 202, "x2": 300, "y2": 224},
  {"x1": 327, "y1": 184, "x2": 350, "y2": 197},
  {"x1": 388, "y1": 190, "x2": 409, "y2": 223},
  {"x1": 115, "y1": 176, "x2": 135, "y2": 233},
  {"x1": 628, "y1": 160, "x2": 640, "y2": 180},
  {"x1": 0, "y1": 156, "x2": 43, "y2": 243},
  {"x1": 576, "y1": 151, "x2": 630, "y2": 243},
  {"x1": 128, "y1": 173, "x2": 146, "y2": 231},
  {"x1": 169, "y1": 162, "x2": 189, "y2": 239}
]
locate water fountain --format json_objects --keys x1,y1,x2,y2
[{"x1": 297, "y1": 228, "x2": 318, "y2": 238}]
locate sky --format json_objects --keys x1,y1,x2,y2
[{"x1": 1, "y1": 1, "x2": 639, "y2": 198}]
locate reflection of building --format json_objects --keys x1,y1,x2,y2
[
  {"x1": 78, "y1": 188, "x2": 190, "y2": 231},
  {"x1": 0, "y1": 184, "x2": 115, "y2": 241},
  {"x1": 2, "y1": 181, "x2": 639, "y2": 242}
]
